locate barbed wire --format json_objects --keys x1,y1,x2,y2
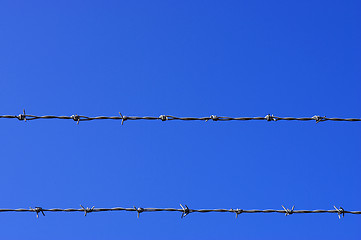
[
  {"x1": 0, "y1": 110, "x2": 360, "y2": 124},
  {"x1": 0, "y1": 205, "x2": 359, "y2": 219}
]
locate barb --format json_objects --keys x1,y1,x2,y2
[
  {"x1": 134, "y1": 206, "x2": 144, "y2": 218},
  {"x1": 334, "y1": 206, "x2": 345, "y2": 219},
  {"x1": 16, "y1": 109, "x2": 27, "y2": 121},
  {"x1": 71, "y1": 115, "x2": 80, "y2": 125},
  {"x1": 0, "y1": 205, "x2": 359, "y2": 219},
  {"x1": 30, "y1": 207, "x2": 45, "y2": 218},
  {"x1": 265, "y1": 114, "x2": 277, "y2": 122},
  {"x1": 231, "y1": 208, "x2": 243, "y2": 218},
  {"x1": 80, "y1": 205, "x2": 95, "y2": 216},
  {"x1": 1, "y1": 110, "x2": 360, "y2": 124},
  {"x1": 282, "y1": 205, "x2": 295, "y2": 216},
  {"x1": 180, "y1": 204, "x2": 191, "y2": 218}
]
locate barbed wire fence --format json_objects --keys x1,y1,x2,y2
[
  {"x1": 0, "y1": 110, "x2": 360, "y2": 124},
  {"x1": 1, "y1": 110, "x2": 360, "y2": 221},
  {"x1": 1, "y1": 205, "x2": 360, "y2": 219}
]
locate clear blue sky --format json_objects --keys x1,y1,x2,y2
[{"x1": 1, "y1": 1, "x2": 360, "y2": 239}]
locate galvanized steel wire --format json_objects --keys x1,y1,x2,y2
[
  {"x1": 0, "y1": 205, "x2": 359, "y2": 219},
  {"x1": 0, "y1": 110, "x2": 360, "y2": 124}
]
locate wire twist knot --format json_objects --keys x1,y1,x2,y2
[
  {"x1": 159, "y1": 115, "x2": 168, "y2": 121},
  {"x1": 231, "y1": 208, "x2": 243, "y2": 218},
  {"x1": 334, "y1": 206, "x2": 345, "y2": 219},
  {"x1": 180, "y1": 204, "x2": 190, "y2": 218},
  {"x1": 210, "y1": 115, "x2": 218, "y2": 121},
  {"x1": 80, "y1": 205, "x2": 95, "y2": 216},
  {"x1": 282, "y1": 205, "x2": 294, "y2": 216},
  {"x1": 30, "y1": 207, "x2": 45, "y2": 218},
  {"x1": 134, "y1": 206, "x2": 144, "y2": 218},
  {"x1": 205, "y1": 115, "x2": 219, "y2": 122},
  {"x1": 265, "y1": 114, "x2": 277, "y2": 121},
  {"x1": 71, "y1": 115, "x2": 80, "y2": 124},
  {"x1": 312, "y1": 115, "x2": 326, "y2": 123},
  {"x1": 119, "y1": 112, "x2": 127, "y2": 125},
  {"x1": 17, "y1": 109, "x2": 27, "y2": 121}
]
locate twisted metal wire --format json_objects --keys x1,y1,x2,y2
[
  {"x1": 0, "y1": 205, "x2": 359, "y2": 219},
  {"x1": 0, "y1": 110, "x2": 360, "y2": 124}
]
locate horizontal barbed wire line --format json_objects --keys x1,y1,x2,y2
[
  {"x1": 0, "y1": 110, "x2": 360, "y2": 124},
  {"x1": 0, "y1": 205, "x2": 359, "y2": 219}
]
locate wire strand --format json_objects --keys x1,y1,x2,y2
[
  {"x1": 1, "y1": 110, "x2": 360, "y2": 124},
  {"x1": 0, "y1": 205, "x2": 359, "y2": 218}
]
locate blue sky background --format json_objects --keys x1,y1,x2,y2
[{"x1": 0, "y1": 1, "x2": 360, "y2": 239}]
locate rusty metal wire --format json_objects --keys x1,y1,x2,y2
[
  {"x1": 0, "y1": 110, "x2": 360, "y2": 124},
  {"x1": 0, "y1": 205, "x2": 359, "y2": 219}
]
